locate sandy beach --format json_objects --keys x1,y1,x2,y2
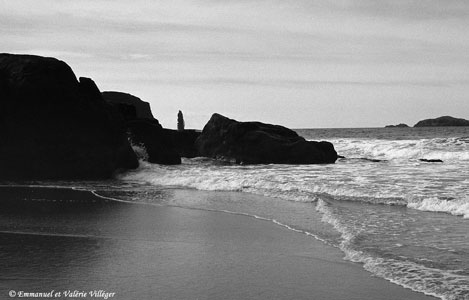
[
  {"x1": 2, "y1": 0, "x2": 469, "y2": 297},
  {"x1": 0, "y1": 186, "x2": 434, "y2": 300}
]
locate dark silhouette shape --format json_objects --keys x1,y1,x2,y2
[
  {"x1": 103, "y1": 91, "x2": 200, "y2": 162},
  {"x1": 177, "y1": 110, "x2": 185, "y2": 131},
  {"x1": 385, "y1": 123, "x2": 409, "y2": 128},
  {"x1": 361, "y1": 158, "x2": 386, "y2": 163},
  {"x1": 195, "y1": 113, "x2": 337, "y2": 164},
  {"x1": 419, "y1": 159, "x2": 443, "y2": 163},
  {"x1": 0, "y1": 53, "x2": 138, "y2": 180},
  {"x1": 127, "y1": 120, "x2": 181, "y2": 165},
  {"x1": 164, "y1": 129, "x2": 201, "y2": 158},
  {"x1": 102, "y1": 91, "x2": 154, "y2": 119},
  {"x1": 102, "y1": 91, "x2": 182, "y2": 165},
  {"x1": 414, "y1": 116, "x2": 469, "y2": 127}
]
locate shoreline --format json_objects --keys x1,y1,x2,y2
[{"x1": 0, "y1": 186, "x2": 436, "y2": 299}]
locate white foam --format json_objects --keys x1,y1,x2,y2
[
  {"x1": 315, "y1": 199, "x2": 469, "y2": 300},
  {"x1": 407, "y1": 197, "x2": 469, "y2": 219},
  {"x1": 89, "y1": 190, "x2": 137, "y2": 204},
  {"x1": 331, "y1": 137, "x2": 469, "y2": 162},
  {"x1": 316, "y1": 199, "x2": 359, "y2": 256},
  {"x1": 118, "y1": 160, "x2": 469, "y2": 219},
  {"x1": 118, "y1": 161, "x2": 405, "y2": 203},
  {"x1": 178, "y1": 206, "x2": 332, "y2": 246},
  {"x1": 131, "y1": 144, "x2": 149, "y2": 161}
]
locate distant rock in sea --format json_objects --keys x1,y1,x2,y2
[
  {"x1": 385, "y1": 123, "x2": 409, "y2": 128},
  {"x1": 414, "y1": 116, "x2": 469, "y2": 127},
  {"x1": 419, "y1": 158, "x2": 443, "y2": 163},
  {"x1": 195, "y1": 113, "x2": 337, "y2": 164},
  {"x1": 0, "y1": 53, "x2": 138, "y2": 179}
]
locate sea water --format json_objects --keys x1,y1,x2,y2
[
  {"x1": 114, "y1": 126, "x2": 469, "y2": 300},
  {"x1": 4, "y1": 127, "x2": 469, "y2": 299}
]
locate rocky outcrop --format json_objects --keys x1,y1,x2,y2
[
  {"x1": 163, "y1": 129, "x2": 201, "y2": 158},
  {"x1": 0, "y1": 53, "x2": 138, "y2": 180},
  {"x1": 195, "y1": 113, "x2": 337, "y2": 164},
  {"x1": 103, "y1": 91, "x2": 184, "y2": 164},
  {"x1": 414, "y1": 116, "x2": 469, "y2": 127},
  {"x1": 385, "y1": 123, "x2": 409, "y2": 128},
  {"x1": 102, "y1": 91, "x2": 154, "y2": 119},
  {"x1": 127, "y1": 120, "x2": 181, "y2": 165}
]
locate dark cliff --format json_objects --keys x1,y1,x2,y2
[{"x1": 0, "y1": 54, "x2": 138, "y2": 179}]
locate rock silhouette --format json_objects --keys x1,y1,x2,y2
[
  {"x1": 102, "y1": 91, "x2": 181, "y2": 165},
  {"x1": 177, "y1": 110, "x2": 185, "y2": 131},
  {"x1": 102, "y1": 91, "x2": 154, "y2": 119},
  {"x1": 0, "y1": 54, "x2": 138, "y2": 179},
  {"x1": 195, "y1": 113, "x2": 337, "y2": 164},
  {"x1": 385, "y1": 123, "x2": 409, "y2": 128},
  {"x1": 414, "y1": 116, "x2": 469, "y2": 127}
]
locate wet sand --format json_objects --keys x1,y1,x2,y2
[{"x1": 0, "y1": 186, "x2": 435, "y2": 299}]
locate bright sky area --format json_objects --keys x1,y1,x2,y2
[{"x1": 2, "y1": 0, "x2": 469, "y2": 129}]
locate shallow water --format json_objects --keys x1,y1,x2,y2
[
  {"x1": 114, "y1": 126, "x2": 469, "y2": 300},
  {"x1": 2, "y1": 126, "x2": 469, "y2": 299},
  {"x1": 0, "y1": 187, "x2": 434, "y2": 300}
]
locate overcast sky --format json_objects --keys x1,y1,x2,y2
[{"x1": 3, "y1": 0, "x2": 469, "y2": 129}]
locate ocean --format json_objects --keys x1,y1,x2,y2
[{"x1": 2, "y1": 127, "x2": 469, "y2": 299}]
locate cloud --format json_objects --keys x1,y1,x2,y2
[
  {"x1": 2, "y1": 0, "x2": 469, "y2": 128},
  {"x1": 335, "y1": 0, "x2": 469, "y2": 21},
  {"x1": 119, "y1": 77, "x2": 469, "y2": 89},
  {"x1": 0, "y1": 12, "x2": 245, "y2": 35}
]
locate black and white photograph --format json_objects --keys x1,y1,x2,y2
[{"x1": 1, "y1": 1, "x2": 468, "y2": 299}]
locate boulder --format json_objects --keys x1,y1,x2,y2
[
  {"x1": 103, "y1": 91, "x2": 182, "y2": 164},
  {"x1": 102, "y1": 91, "x2": 154, "y2": 119},
  {"x1": 163, "y1": 129, "x2": 201, "y2": 158},
  {"x1": 414, "y1": 116, "x2": 469, "y2": 127},
  {"x1": 195, "y1": 113, "x2": 337, "y2": 164},
  {"x1": 0, "y1": 53, "x2": 138, "y2": 180},
  {"x1": 111, "y1": 102, "x2": 138, "y2": 121},
  {"x1": 127, "y1": 120, "x2": 181, "y2": 165}
]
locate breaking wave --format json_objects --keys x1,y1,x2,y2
[
  {"x1": 330, "y1": 137, "x2": 469, "y2": 162},
  {"x1": 118, "y1": 159, "x2": 469, "y2": 219},
  {"x1": 116, "y1": 129, "x2": 469, "y2": 300},
  {"x1": 316, "y1": 199, "x2": 469, "y2": 300},
  {"x1": 407, "y1": 197, "x2": 469, "y2": 219}
]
